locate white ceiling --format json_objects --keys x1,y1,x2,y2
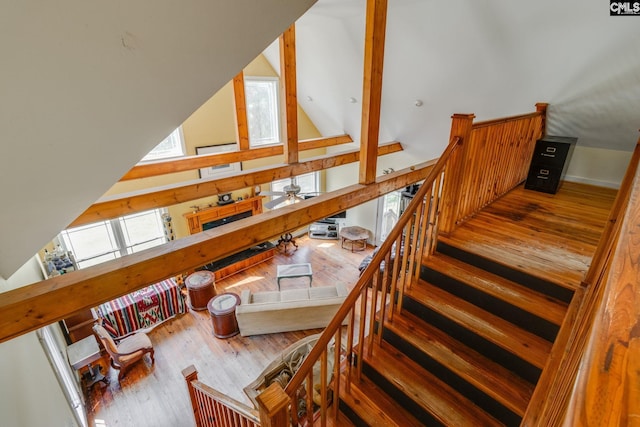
[
  {"x1": 265, "y1": 0, "x2": 640, "y2": 161},
  {"x1": 1, "y1": 0, "x2": 639, "y2": 279}
]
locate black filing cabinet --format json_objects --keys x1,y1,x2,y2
[{"x1": 525, "y1": 136, "x2": 577, "y2": 194}]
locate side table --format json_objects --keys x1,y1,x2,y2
[
  {"x1": 185, "y1": 270, "x2": 217, "y2": 311},
  {"x1": 67, "y1": 335, "x2": 109, "y2": 389},
  {"x1": 207, "y1": 293, "x2": 241, "y2": 338},
  {"x1": 339, "y1": 226, "x2": 369, "y2": 252}
]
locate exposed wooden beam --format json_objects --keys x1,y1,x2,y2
[
  {"x1": 69, "y1": 141, "x2": 403, "y2": 228},
  {"x1": 233, "y1": 71, "x2": 250, "y2": 151},
  {"x1": 0, "y1": 159, "x2": 434, "y2": 343},
  {"x1": 119, "y1": 135, "x2": 353, "y2": 181},
  {"x1": 280, "y1": 24, "x2": 299, "y2": 164},
  {"x1": 359, "y1": 0, "x2": 388, "y2": 185}
]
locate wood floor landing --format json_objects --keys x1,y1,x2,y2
[
  {"x1": 437, "y1": 181, "x2": 617, "y2": 291},
  {"x1": 86, "y1": 236, "x2": 372, "y2": 427}
]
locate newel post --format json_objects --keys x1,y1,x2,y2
[
  {"x1": 535, "y1": 102, "x2": 548, "y2": 138},
  {"x1": 439, "y1": 113, "x2": 475, "y2": 234},
  {"x1": 256, "y1": 382, "x2": 290, "y2": 427},
  {"x1": 182, "y1": 365, "x2": 202, "y2": 427}
]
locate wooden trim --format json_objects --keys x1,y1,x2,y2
[
  {"x1": 279, "y1": 24, "x2": 298, "y2": 165},
  {"x1": 256, "y1": 383, "x2": 289, "y2": 427},
  {"x1": 183, "y1": 196, "x2": 263, "y2": 235},
  {"x1": 119, "y1": 135, "x2": 353, "y2": 181},
  {"x1": 69, "y1": 141, "x2": 403, "y2": 228},
  {"x1": 535, "y1": 102, "x2": 548, "y2": 137},
  {"x1": 439, "y1": 113, "x2": 475, "y2": 234},
  {"x1": 522, "y1": 140, "x2": 640, "y2": 426},
  {"x1": 0, "y1": 159, "x2": 429, "y2": 343},
  {"x1": 359, "y1": 0, "x2": 388, "y2": 185},
  {"x1": 471, "y1": 111, "x2": 542, "y2": 129},
  {"x1": 233, "y1": 72, "x2": 250, "y2": 151}
]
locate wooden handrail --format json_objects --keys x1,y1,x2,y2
[
  {"x1": 267, "y1": 135, "x2": 462, "y2": 426},
  {"x1": 183, "y1": 364, "x2": 260, "y2": 426},
  {"x1": 439, "y1": 104, "x2": 546, "y2": 233},
  {"x1": 522, "y1": 140, "x2": 640, "y2": 426}
]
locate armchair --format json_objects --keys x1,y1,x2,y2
[{"x1": 92, "y1": 323, "x2": 155, "y2": 381}]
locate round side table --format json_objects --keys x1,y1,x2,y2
[
  {"x1": 339, "y1": 226, "x2": 369, "y2": 252},
  {"x1": 185, "y1": 271, "x2": 216, "y2": 311},
  {"x1": 207, "y1": 293, "x2": 241, "y2": 339}
]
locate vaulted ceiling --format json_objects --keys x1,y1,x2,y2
[{"x1": 1, "y1": 0, "x2": 639, "y2": 278}]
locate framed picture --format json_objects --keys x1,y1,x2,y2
[{"x1": 196, "y1": 143, "x2": 242, "y2": 179}]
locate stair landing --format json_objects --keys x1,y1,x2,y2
[{"x1": 436, "y1": 181, "x2": 617, "y2": 291}]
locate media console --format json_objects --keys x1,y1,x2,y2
[{"x1": 309, "y1": 219, "x2": 340, "y2": 240}]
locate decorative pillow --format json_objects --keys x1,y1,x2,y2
[{"x1": 100, "y1": 318, "x2": 119, "y2": 339}]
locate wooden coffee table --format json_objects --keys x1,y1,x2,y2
[{"x1": 339, "y1": 226, "x2": 369, "y2": 252}]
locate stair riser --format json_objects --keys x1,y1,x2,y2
[
  {"x1": 361, "y1": 360, "x2": 444, "y2": 426},
  {"x1": 421, "y1": 267, "x2": 559, "y2": 342},
  {"x1": 402, "y1": 294, "x2": 542, "y2": 384},
  {"x1": 382, "y1": 327, "x2": 522, "y2": 426},
  {"x1": 434, "y1": 241, "x2": 574, "y2": 303}
]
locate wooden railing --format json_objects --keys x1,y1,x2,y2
[
  {"x1": 254, "y1": 135, "x2": 462, "y2": 426},
  {"x1": 183, "y1": 365, "x2": 261, "y2": 427},
  {"x1": 522, "y1": 140, "x2": 640, "y2": 426},
  {"x1": 439, "y1": 103, "x2": 547, "y2": 234},
  {"x1": 180, "y1": 105, "x2": 549, "y2": 426}
]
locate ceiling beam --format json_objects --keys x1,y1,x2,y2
[
  {"x1": 119, "y1": 134, "x2": 353, "y2": 181},
  {"x1": 233, "y1": 71, "x2": 250, "y2": 151},
  {"x1": 69, "y1": 141, "x2": 402, "y2": 228},
  {"x1": 359, "y1": 0, "x2": 388, "y2": 184},
  {"x1": 0, "y1": 159, "x2": 434, "y2": 343},
  {"x1": 280, "y1": 24, "x2": 299, "y2": 164}
]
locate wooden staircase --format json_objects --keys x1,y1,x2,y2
[{"x1": 338, "y1": 241, "x2": 572, "y2": 426}]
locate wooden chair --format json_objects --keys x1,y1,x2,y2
[{"x1": 92, "y1": 323, "x2": 155, "y2": 381}]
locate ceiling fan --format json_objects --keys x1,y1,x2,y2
[{"x1": 262, "y1": 177, "x2": 318, "y2": 209}]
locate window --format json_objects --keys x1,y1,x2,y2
[
  {"x1": 141, "y1": 127, "x2": 185, "y2": 161},
  {"x1": 376, "y1": 191, "x2": 401, "y2": 245},
  {"x1": 270, "y1": 172, "x2": 319, "y2": 208},
  {"x1": 60, "y1": 209, "x2": 167, "y2": 269},
  {"x1": 245, "y1": 77, "x2": 280, "y2": 147}
]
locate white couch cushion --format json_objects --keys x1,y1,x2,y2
[
  {"x1": 251, "y1": 291, "x2": 281, "y2": 304},
  {"x1": 309, "y1": 286, "x2": 339, "y2": 299},
  {"x1": 281, "y1": 289, "x2": 310, "y2": 302}
]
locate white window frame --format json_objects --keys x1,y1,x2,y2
[
  {"x1": 59, "y1": 209, "x2": 168, "y2": 269},
  {"x1": 270, "y1": 172, "x2": 320, "y2": 208},
  {"x1": 244, "y1": 76, "x2": 281, "y2": 147},
  {"x1": 141, "y1": 127, "x2": 185, "y2": 162}
]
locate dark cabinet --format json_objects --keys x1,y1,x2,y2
[{"x1": 525, "y1": 136, "x2": 576, "y2": 194}]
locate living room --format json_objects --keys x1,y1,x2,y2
[{"x1": 1, "y1": 1, "x2": 639, "y2": 426}]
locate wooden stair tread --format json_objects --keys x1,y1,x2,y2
[
  {"x1": 424, "y1": 253, "x2": 568, "y2": 325},
  {"x1": 437, "y1": 229, "x2": 583, "y2": 291},
  {"x1": 386, "y1": 310, "x2": 535, "y2": 416},
  {"x1": 338, "y1": 371, "x2": 424, "y2": 427},
  {"x1": 359, "y1": 343, "x2": 503, "y2": 426},
  {"x1": 407, "y1": 281, "x2": 553, "y2": 369}
]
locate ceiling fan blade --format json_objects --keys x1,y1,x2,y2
[{"x1": 264, "y1": 195, "x2": 288, "y2": 209}]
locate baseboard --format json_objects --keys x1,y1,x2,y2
[{"x1": 563, "y1": 175, "x2": 620, "y2": 189}]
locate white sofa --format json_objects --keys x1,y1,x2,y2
[{"x1": 236, "y1": 284, "x2": 348, "y2": 336}]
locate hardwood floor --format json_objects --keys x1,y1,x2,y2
[
  {"x1": 86, "y1": 235, "x2": 372, "y2": 427},
  {"x1": 438, "y1": 181, "x2": 617, "y2": 291}
]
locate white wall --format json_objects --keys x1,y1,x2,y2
[
  {"x1": 0, "y1": 258, "x2": 77, "y2": 427},
  {"x1": 565, "y1": 146, "x2": 630, "y2": 188}
]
